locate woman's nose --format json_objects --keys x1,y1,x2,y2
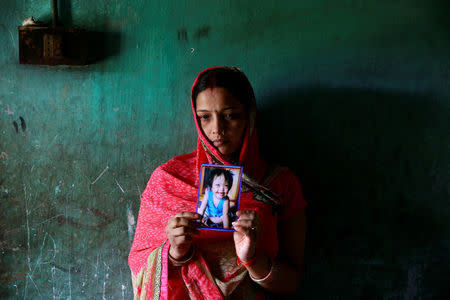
[{"x1": 211, "y1": 116, "x2": 225, "y2": 135}]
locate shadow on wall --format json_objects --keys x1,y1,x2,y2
[
  {"x1": 258, "y1": 88, "x2": 449, "y2": 298},
  {"x1": 87, "y1": 31, "x2": 121, "y2": 63},
  {"x1": 58, "y1": 0, "x2": 73, "y2": 27}
]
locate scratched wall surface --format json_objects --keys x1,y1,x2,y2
[{"x1": 0, "y1": 0, "x2": 449, "y2": 299}]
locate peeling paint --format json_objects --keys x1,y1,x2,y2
[
  {"x1": 126, "y1": 207, "x2": 136, "y2": 244},
  {"x1": 4, "y1": 104, "x2": 14, "y2": 115},
  {"x1": 0, "y1": 151, "x2": 8, "y2": 160}
]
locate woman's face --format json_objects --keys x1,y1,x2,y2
[
  {"x1": 211, "y1": 174, "x2": 230, "y2": 199},
  {"x1": 196, "y1": 87, "x2": 247, "y2": 159}
]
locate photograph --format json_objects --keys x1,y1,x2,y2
[{"x1": 196, "y1": 164, "x2": 243, "y2": 231}]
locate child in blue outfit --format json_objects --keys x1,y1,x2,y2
[{"x1": 198, "y1": 168, "x2": 234, "y2": 229}]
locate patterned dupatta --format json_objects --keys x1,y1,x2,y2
[{"x1": 129, "y1": 67, "x2": 284, "y2": 299}]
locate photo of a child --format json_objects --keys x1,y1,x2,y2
[{"x1": 196, "y1": 164, "x2": 242, "y2": 231}]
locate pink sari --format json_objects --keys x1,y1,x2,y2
[{"x1": 128, "y1": 67, "x2": 307, "y2": 299}]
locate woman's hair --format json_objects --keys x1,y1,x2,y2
[
  {"x1": 192, "y1": 67, "x2": 255, "y2": 110},
  {"x1": 205, "y1": 168, "x2": 234, "y2": 190}
]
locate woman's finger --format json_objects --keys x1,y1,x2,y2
[
  {"x1": 233, "y1": 222, "x2": 259, "y2": 236},
  {"x1": 236, "y1": 210, "x2": 257, "y2": 216},
  {"x1": 234, "y1": 213, "x2": 260, "y2": 226},
  {"x1": 167, "y1": 212, "x2": 201, "y2": 229},
  {"x1": 167, "y1": 217, "x2": 186, "y2": 228},
  {"x1": 172, "y1": 235, "x2": 194, "y2": 245},
  {"x1": 169, "y1": 217, "x2": 196, "y2": 229},
  {"x1": 236, "y1": 210, "x2": 258, "y2": 220},
  {"x1": 233, "y1": 219, "x2": 254, "y2": 228},
  {"x1": 176, "y1": 211, "x2": 202, "y2": 219},
  {"x1": 233, "y1": 224, "x2": 251, "y2": 235},
  {"x1": 170, "y1": 226, "x2": 196, "y2": 238}
]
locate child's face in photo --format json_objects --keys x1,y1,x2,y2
[{"x1": 211, "y1": 174, "x2": 230, "y2": 199}]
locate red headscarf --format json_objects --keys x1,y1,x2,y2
[{"x1": 190, "y1": 66, "x2": 266, "y2": 183}]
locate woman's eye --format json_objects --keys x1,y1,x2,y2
[
  {"x1": 224, "y1": 111, "x2": 244, "y2": 120},
  {"x1": 198, "y1": 115, "x2": 210, "y2": 121}
]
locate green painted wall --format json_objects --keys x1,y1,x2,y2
[{"x1": 1, "y1": 0, "x2": 449, "y2": 298}]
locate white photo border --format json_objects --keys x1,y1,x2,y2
[{"x1": 195, "y1": 164, "x2": 243, "y2": 231}]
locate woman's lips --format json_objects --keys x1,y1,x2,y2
[{"x1": 213, "y1": 139, "x2": 227, "y2": 147}]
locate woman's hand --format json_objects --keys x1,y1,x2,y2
[
  {"x1": 165, "y1": 212, "x2": 201, "y2": 260},
  {"x1": 232, "y1": 210, "x2": 261, "y2": 262}
]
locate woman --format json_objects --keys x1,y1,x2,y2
[{"x1": 129, "y1": 67, "x2": 307, "y2": 299}]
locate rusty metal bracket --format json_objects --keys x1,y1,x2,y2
[{"x1": 18, "y1": 0, "x2": 89, "y2": 65}]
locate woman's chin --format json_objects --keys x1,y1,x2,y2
[
  {"x1": 216, "y1": 146, "x2": 230, "y2": 155},
  {"x1": 217, "y1": 148, "x2": 238, "y2": 161}
]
